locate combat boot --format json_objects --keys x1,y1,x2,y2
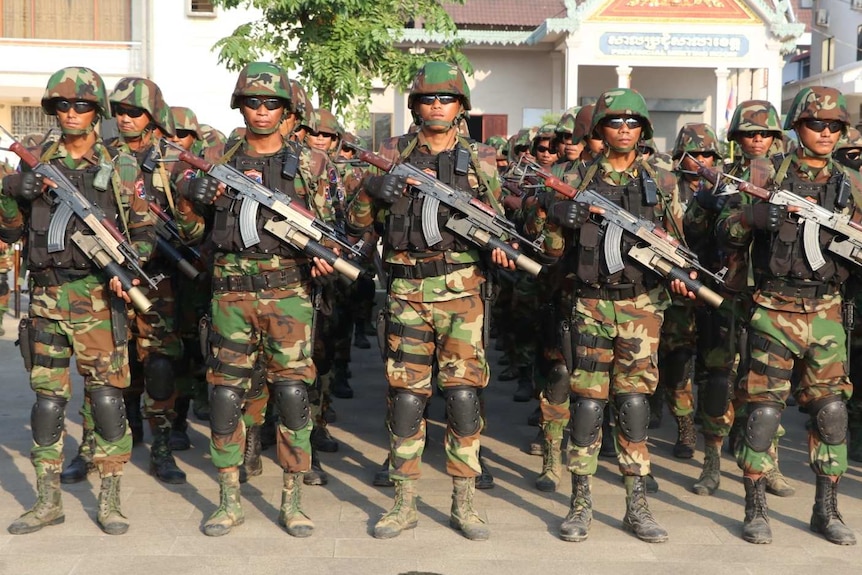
[
  {"x1": 764, "y1": 444, "x2": 795, "y2": 497},
  {"x1": 353, "y1": 322, "x2": 371, "y2": 349},
  {"x1": 526, "y1": 406, "x2": 541, "y2": 427},
  {"x1": 303, "y1": 449, "x2": 329, "y2": 486},
  {"x1": 60, "y1": 429, "x2": 96, "y2": 484},
  {"x1": 260, "y1": 410, "x2": 277, "y2": 450},
  {"x1": 169, "y1": 396, "x2": 191, "y2": 451},
  {"x1": 849, "y1": 422, "x2": 862, "y2": 462},
  {"x1": 373, "y1": 479, "x2": 418, "y2": 538},
  {"x1": 672, "y1": 414, "x2": 696, "y2": 459},
  {"x1": 204, "y1": 469, "x2": 244, "y2": 537},
  {"x1": 741, "y1": 475, "x2": 771, "y2": 544},
  {"x1": 810, "y1": 475, "x2": 856, "y2": 545},
  {"x1": 330, "y1": 361, "x2": 354, "y2": 399},
  {"x1": 8, "y1": 471, "x2": 64, "y2": 534},
  {"x1": 475, "y1": 449, "x2": 495, "y2": 490},
  {"x1": 97, "y1": 475, "x2": 129, "y2": 535},
  {"x1": 648, "y1": 392, "x2": 663, "y2": 429},
  {"x1": 692, "y1": 440, "x2": 721, "y2": 496},
  {"x1": 450, "y1": 476, "x2": 489, "y2": 541},
  {"x1": 497, "y1": 364, "x2": 519, "y2": 382},
  {"x1": 125, "y1": 395, "x2": 144, "y2": 446},
  {"x1": 622, "y1": 475, "x2": 668, "y2": 543},
  {"x1": 512, "y1": 367, "x2": 533, "y2": 402},
  {"x1": 559, "y1": 474, "x2": 592, "y2": 542},
  {"x1": 310, "y1": 425, "x2": 339, "y2": 453},
  {"x1": 535, "y1": 436, "x2": 562, "y2": 492},
  {"x1": 279, "y1": 472, "x2": 314, "y2": 537},
  {"x1": 238, "y1": 425, "x2": 262, "y2": 484},
  {"x1": 373, "y1": 456, "x2": 394, "y2": 487},
  {"x1": 150, "y1": 427, "x2": 187, "y2": 484},
  {"x1": 192, "y1": 384, "x2": 210, "y2": 421},
  {"x1": 526, "y1": 429, "x2": 543, "y2": 456}
]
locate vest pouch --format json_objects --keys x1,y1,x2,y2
[
  {"x1": 576, "y1": 221, "x2": 601, "y2": 284},
  {"x1": 210, "y1": 205, "x2": 235, "y2": 251},
  {"x1": 768, "y1": 220, "x2": 797, "y2": 277},
  {"x1": 385, "y1": 195, "x2": 411, "y2": 251}
]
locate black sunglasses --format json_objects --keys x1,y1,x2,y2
[
  {"x1": 55, "y1": 100, "x2": 96, "y2": 114},
  {"x1": 243, "y1": 97, "x2": 284, "y2": 111},
  {"x1": 112, "y1": 104, "x2": 146, "y2": 118},
  {"x1": 309, "y1": 131, "x2": 338, "y2": 140},
  {"x1": 603, "y1": 117, "x2": 642, "y2": 130},
  {"x1": 740, "y1": 131, "x2": 774, "y2": 139},
  {"x1": 535, "y1": 145, "x2": 553, "y2": 154},
  {"x1": 175, "y1": 129, "x2": 196, "y2": 139},
  {"x1": 688, "y1": 151, "x2": 715, "y2": 158},
  {"x1": 802, "y1": 119, "x2": 844, "y2": 134},
  {"x1": 415, "y1": 94, "x2": 459, "y2": 106}
]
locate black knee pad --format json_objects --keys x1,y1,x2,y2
[
  {"x1": 90, "y1": 386, "x2": 127, "y2": 443},
  {"x1": 272, "y1": 380, "x2": 310, "y2": 431},
  {"x1": 31, "y1": 394, "x2": 67, "y2": 446},
  {"x1": 209, "y1": 385, "x2": 245, "y2": 435},
  {"x1": 143, "y1": 353, "x2": 175, "y2": 401},
  {"x1": 744, "y1": 402, "x2": 783, "y2": 452},
  {"x1": 702, "y1": 368, "x2": 734, "y2": 418},
  {"x1": 615, "y1": 393, "x2": 650, "y2": 443},
  {"x1": 570, "y1": 396, "x2": 606, "y2": 447},
  {"x1": 659, "y1": 348, "x2": 693, "y2": 391},
  {"x1": 389, "y1": 389, "x2": 427, "y2": 438},
  {"x1": 544, "y1": 363, "x2": 571, "y2": 405},
  {"x1": 445, "y1": 386, "x2": 482, "y2": 437},
  {"x1": 809, "y1": 395, "x2": 848, "y2": 446},
  {"x1": 0, "y1": 277, "x2": 8, "y2": 296}
]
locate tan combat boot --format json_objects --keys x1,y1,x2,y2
[
  {"x1": 279, "y1": 472, "x2": 314, "y2": 537},
  {"x1": 450, "y1": 476, "x2": 489, "y2": 541},
  {"x1": 203, "y1": 469, "x2": 244, "y2": 537},
  {"x1": 97, "y1": 475, "x2": 129, "y2": 535},
  {"x1": 8, "y1": 471, "x2": 64, "y2": 534},
  {"x1": 373, "y1": 479, "x2": 418, "y2": 539},
  {"x1": 692, "y1": 440, "x2": 721, "y2": 496},
  {"x1": 535, "y1": 436, "x2": 562, "y2": 492},
  {"x1": 764, "y1": 441, "x2": 795, "y2": 497}
]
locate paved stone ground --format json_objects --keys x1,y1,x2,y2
[{"x1": 1, "y1": 306, "x2": 861, "y2": 575}]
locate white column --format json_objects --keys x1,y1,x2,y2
[
  {"x1": 766, "y1": 61, "x2": 785, "y2": 117},
  {"x1": 615, "y1": 65, "x2": 632, "y2": 88},
  {"x1": 564, "y1": 36, "x2": 580, "y2": 109},
  {"x1": 715, "y1": 67, "x2": 730, "y2": 131},
  {"x1": 551, "y1": 51, "x2": 564, "y2": 113},
  {"x1": 393, "y1": 88, "x2": 409, "y2": 136}
]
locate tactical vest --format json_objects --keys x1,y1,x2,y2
[
  {"x1": 210, "y1": 141, "x2": 304, "y2": 258},
  {"x1": 28, "y1": 156, "x2": 121, "y2": 272},
  {"x1": 384, "y1": 135, "x2": 475, "y2": 254},
  {"x1": 752, "y1": 155, "x2": 849, "y2": 285},
  {"x1": 570, "y1": 160, "x2": 661, "y2": 287}
]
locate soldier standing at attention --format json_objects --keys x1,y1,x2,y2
[
  {"x1": 718, "y1": 87, "x2": 859, "y2": 545},
  {"x1": 1, "y1": 67, "x2": 155, "y2": 535},
  {"x1": 348, "y1": 62, "x2": 516, "y2": 541}
]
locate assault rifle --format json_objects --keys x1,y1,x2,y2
[
  {"x1": 1, "y1": 126, "x2": 161, "y2": 313},
  {"x1": 524, "y1": 160, "x2": 727, "y2": 308},
  {"x1": 352, "y1": 146, "x2": 545, "y2": 277},
  {"x1": 167, "y1": 141, "x2": 363, "y2": 282},
  {"x1": 690, "y1": 157, "x2": 862, "y2": 273},
  {"x1": 148, "y1": 202, "x2": 202, "y2": 281}
]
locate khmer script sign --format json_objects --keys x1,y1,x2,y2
[{"x1": 600, "y1": 32, "x2": 749, "y2": 57}]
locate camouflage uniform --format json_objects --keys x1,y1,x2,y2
[
  {"x1": 717, "y1": 87, "x2": 859, "y2": 545},
  {"x1": 348, "y1": 62, "x2": 504, "y2": 541},
  {"x1": 0, "y1": 161, "x2": 16, "y2": 330},
  {"x1": 1, "y1": 67, "x2": 155, "y2": 535}
]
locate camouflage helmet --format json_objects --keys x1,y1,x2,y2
[
  {"x1": 727, "y1": 100, "x2": 782, "y2": 140},
  {"x1": 110, "y1": 77, "x2": 174, "y2": 136},
  {"x1": 484, "y1": 135, "x2": 508, "y2": 160},
  {"x1": 230, "y1": 61, "x2": 292, "y2": 110},
  {"x1": 572, "y1": 104, "x2": 596, "y2": 144},
  {"x1": 532, "y1": 124, "x2": 557, "y2": 153},
  {"x1": 591, "y1": 88, "x2": 653, "y2": 140},
  {"x1": 408, "y1": 62, "x2": 471, "y2": 111},
  {"x1": 199, "y1": 124, "x2": 227, "y2": 149},
  {"x1": 315, "y1": 109, "x2": 342, "y2": 137},
  {"x1": 672, "y1": 123, "x2": 722, "y2": 160},
  {"x1": 639, "y1": 138, "x2": 659, "y2": 156},
  {"x1": 289, "y1": 79, "x2": 312, "y2": 122},
  {"x1": 170, "y1": 106, "x2": 201, "y2": 138},
  {"x1": 341, "y1": 132, "x2": 368, "y2": 152},
  {"x1": 783, "y1": 86, "x2": 850, "y2": 130},
  {"x1": 555, "y1": 106, "x2": 582, "y2": 135},
  {"x1": 41, "y1": 66, "x2": 111, "y2": 119},
  {"x1": 836, "y1": 127, "x2": 862, "y2": 151}
]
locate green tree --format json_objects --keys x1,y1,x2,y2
[{"x1": 212, "y1": 0, "x2": 471, "y2": 126}]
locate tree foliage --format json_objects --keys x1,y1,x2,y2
[{"x1": 212, "y1": 0, "x2": 471, "y2": 126}]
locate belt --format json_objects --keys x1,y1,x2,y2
[
  {"x1": 387, "y1": 260, "x2": 477, "y2": 280},
  {"x1": 576, "y1": 283, "x2": 648, "y2": 301},
  {"x1": 760, "y1": 279, "x2": 837, "y2": 299},
  {"x1": 212, "y1": 266, "x2": 311, "y2": 292},
  {"x1": 30, "y1": 269, "x2": 93, "y2": 287}
]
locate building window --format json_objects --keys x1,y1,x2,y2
[
  {"x1": 188, "y1": 0, "x2": 216, "y2": 17},
  {"x1": 358, "y1": 113, "x2": 391, "y2": 151},
  {"x1": 1, "y1": 0, "x2": 131, "y2": 41},
  {"x1": 821, "y1": 37, "x2": 835, "y2": 72},
  {"x1": 799, "y1": 0, "x2": 813, "y2": 7},
  {"x1": 11, "y1": 106, "x2": 55, "y2": 140}
]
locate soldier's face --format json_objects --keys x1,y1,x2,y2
[
  {"x1": 415, "y1": 95, "x2": 461, "y2": 132},
  {"x1": 114, "y1": 105, "x2": 151, "y2": 135},
  {"x1": 600, "y1": 116, "x2": 642, "y2": 153},
  {"x1": 797, "y1": 119, "x2": 843, "y2": 157},
  {"x1": 534, "y1": 138, "x2": 558, "y2": 167},
  {"x1": 56, "y1": 102, "x2": 97, "y2": 133},
  {"x1": 737, "y1": 131, "x2": 774, "y2": 158},
  {"x1": 241, "y1": 97, "x2": 284, "y2": 134},
  {"x1": 306, "y1": 130, "x2": 337, "y2": 152},
  {"x1": 171, "y1": 129, "x2": 196, "y2": 151},
  {"x1": 681, "y1": 152, "x2": 715, "y2": 173},
  {"x1": 586, "y1": 137, "x2": 605, "y2": 155}
]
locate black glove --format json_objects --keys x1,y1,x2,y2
[
  {"x1": 742, "y1": 202, "x2": 786, "y2": 232},
  {"x1": 3, "y1": 172, "x2": 45, "y2": 201},
  {"x1": 364, "y1": 174, "x2": 407, "y2": 204},
  {"x1": 549, "y1": 200, "x2": 591, "y2": 229},
  {"x1": 186, "y1": 176, "x2": 219, "y2": 205},
  {"x1": 694, "y1": 182, "x2": 727, "y2": 213}
]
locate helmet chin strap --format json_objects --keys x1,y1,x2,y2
[
  {"x1": 119, "y1": 124, "x2": 154, "y2": 142},
  {"x1": 608, "y1": 142, "x2": 637, "y2": 154},
  {"x1": 800, "y1": 141, "x2": 832, "y2": 160},
  {"x1": 245, "y1": 109, "x2": 288, "y2": 136},
  {"x1": 58, "y1": 118, "x2": 97, "y2": 137}
]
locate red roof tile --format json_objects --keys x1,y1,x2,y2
[{"x1": 445, "y1": 0, "x2": 567, "y2": 29}]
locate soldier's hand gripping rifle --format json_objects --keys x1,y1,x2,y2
[
  {"x1": 690, "y1": 156, "x2": 862, "y2": 273},
  {"x1": 524, "y1": 160, "x2": 727, "y2": 308},
  {"x1": 148, "y1": 202, "x2": 202, "y2": 281},
  {"x1": 166, "y1": 141, "x2": 363, "y2": 282},
  {"x1": 1, "y1": 126, "x2": 160, "y2": 313},
  {"x1": 352, "y1": 146, "x2": 545, "y2": 277}
]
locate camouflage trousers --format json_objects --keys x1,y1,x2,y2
[
  {"x1": 0, "y1": 245, "x2": 13, "y2": 316},
  {"x1": 174, "y1": 271, "x2": 211, "y2": 402},
  {"x1": 657, "y1": 300, "x2": 696, "y2": 417},
  {"x1": 207, "y1": 284, "x2": 316, "y2": 472},
  {"x1": 736, "y1": 297, "x2": 852, "y2": 476},
  {"x1": 509, "y1": 272, "x2": 541, "y2": 369},
  {"x1": 384, "y1": 294, "x2": 489, "y2": 481},
  {"x1": 567, "y1": 287, "x2": 668, "y2": 477}
]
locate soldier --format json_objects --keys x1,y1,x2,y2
[
  {"x1": 184, "y1": 62, "x2": 337, "y2": 538},
  {"x1": 717, "y1": 87, "x2": 859, "y2": 545},
  {"x1": 347, "y1": 62, "x2": 516, "y2": 540},
  {"x1": 525, "y1": 88, "x2": 695, "y2": 543},
  {"x1": 843, "y1": 129, "x2": 862, "y2": 462},
  {"x1": 554, "y1": 106, "x2": 583, "y2": 165},
  {"x1": 1, "y1": 66, "x2": 155, "y2": 535},
  {"x1": 484, "y1": 135, "x2": 509, "y2": 174}
]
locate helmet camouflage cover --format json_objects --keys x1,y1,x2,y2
[
  {"x1": 230, "y1": 61, "x2": 292, "y2": 110},
  {"x1": 591, "y1": 88, "x2": 653, "y2": 140},
  {"x1": 289, "y1": 79, "x2": 312, "y2": 122},
  {"x1": 408, "y1": 62, "x2": 471, "y2": 110},
  {"x1": 484, "y1": 135, "x2": 508, "y2": 160},
  {"x1": 199, "y1": 124, "x2": 227, "y2": 149},
  {"x1": 783, "y1": 86, "x2": 849, "y2": 130},
  {"x1": 555, "y1": 106, "x2": 581, "y2": 135},
  {"x1": 42, "y1": 66, "x2": 111, "y2": 119},
  {"x1": 672, "y1": 123, "x2": 722, "y2": 159},
  {"x1": 315, "y1": 109, "x2": 343, "y2": 137},
  {"x1": 572, "y1": 104, "x2": 596, "y2": 144},
  {"x1": 170, "y1": 106, "x2": 201, "y2": 137},
  {"x1": 836, "y1": 127, "x2": 862, "y2": 151},
  {"x1": 110, "y1": 77, "x2": 174, "y2": 136},
  {"x1": 728, "y1": 100, "x2": 782, "y2": 140}
]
